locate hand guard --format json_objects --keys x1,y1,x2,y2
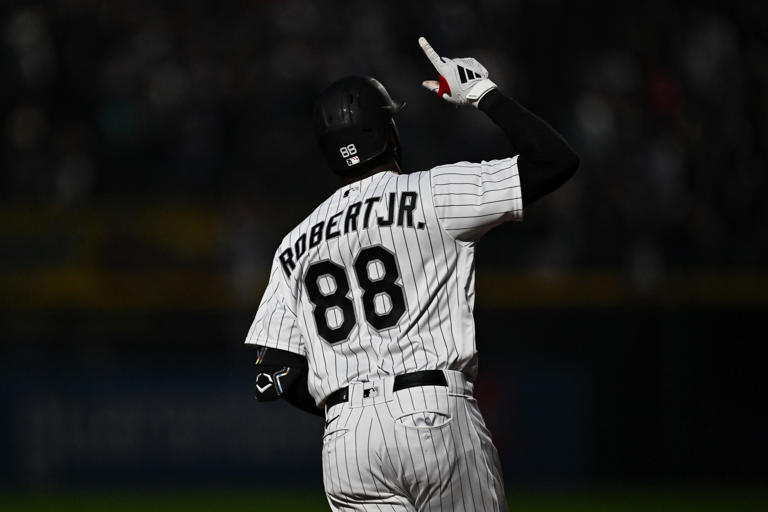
[{"x1": 419, "y1": 36, "x2": 497, "y2": 107}]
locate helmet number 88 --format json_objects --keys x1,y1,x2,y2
[{"x1": 339, "y1": 144, "x2": 357, "y2": 158}]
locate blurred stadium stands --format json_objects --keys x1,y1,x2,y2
[{"x1": 1, "y1": 0, "x2": 766, "y2": 504}]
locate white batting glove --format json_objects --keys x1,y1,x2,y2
[{"x1": 419, "y1": 36, "x2": 497, "y2": 107}]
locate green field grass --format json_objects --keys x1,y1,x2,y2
[{"x1": 1, "y1": 488, "x2": 766, "y2": 512}]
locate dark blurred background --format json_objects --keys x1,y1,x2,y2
[{"x1": 1, "y1": 0, "x2": 767, "y2": 509}]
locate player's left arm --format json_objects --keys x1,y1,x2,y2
[
  {"x1": 419, "y1": 37, "x2": 579, "y2": 207},
  {"x1": 251, "y1": 345, "x2": 323, "y2": 417},
  {"x1": 477, "y1": 90, "x2": 578, "y2": 207}
]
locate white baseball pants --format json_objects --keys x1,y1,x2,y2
[{"x1": 322, "y1": 370, "x2": 507, "y2": 511}]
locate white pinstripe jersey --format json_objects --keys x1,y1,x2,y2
[{"x1": 245, "y1": 155, "x2": 523, "y2": 405}]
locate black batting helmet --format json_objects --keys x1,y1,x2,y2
[{"x1": 313, "y1": 76, "x2": 405, "y2": 176}]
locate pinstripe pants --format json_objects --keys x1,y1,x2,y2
[{"x1": 322, "y1": 370, "x2": 507, "y2": 511}]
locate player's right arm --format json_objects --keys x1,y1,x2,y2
[
  {"x1": 245, "y1": 254, "x2": 323, "y2": 417},
  {"x1": 419, "y1": 37, "x2": 579, "y2": 216}
]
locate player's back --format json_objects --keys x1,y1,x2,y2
[{"x1": 247, "y1": 158, "x2": 522, "y2": 404}]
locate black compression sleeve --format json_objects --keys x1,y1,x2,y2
[
  {"x1": 478, "y1": 89, "x2": 579, "y2": 207},
  {"x1": 282, "y1": 378, "x2": 324, "y2": 417},
  {"x1": 251, "y1": 345, "x2": 323, "y2": 417}
]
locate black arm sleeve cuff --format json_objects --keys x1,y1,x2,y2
[
  {"x1": 478, "y1": 89, "x2": 579, "y2": 207},
  {"x1": 250, "y1": 345, "x2": 323, "y2": 417}
]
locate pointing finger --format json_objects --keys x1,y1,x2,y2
[
  {"x1": 421, "y1": 80, "x2": 440, "y2": 93},
  {"x1": 418, "y1": 36, "x2": 443, "y2": 71}
]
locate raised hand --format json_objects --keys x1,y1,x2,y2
[{"x1": 418, "y1": 36, "x2": 497, "y2": 107}]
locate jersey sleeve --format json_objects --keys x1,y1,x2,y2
[
  {"x1": 244, "y1": 256, "x2": 306, "y2": 356},
  {"x1": 430, "y1": 156, "x2": 523, "y2": 242}
]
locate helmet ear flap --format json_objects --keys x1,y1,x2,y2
[{"x1": 330, "y1": 121, "x2": 403, "y2": 179}]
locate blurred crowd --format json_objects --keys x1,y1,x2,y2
[
  {"x1": 2, "y1": 1, "x2": 766, "y2": 488},
  {"x1": 1, "y1": 0, "x2": 766, "y2": 280}
]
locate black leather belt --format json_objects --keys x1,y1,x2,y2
[{"x1": 325, "y1": 370, "x2": 447, "y2": 409}]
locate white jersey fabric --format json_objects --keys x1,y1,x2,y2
[{"x1": 245, "y1": 156, "x2": 522, "y2": 405}]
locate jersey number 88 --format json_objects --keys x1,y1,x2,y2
[{"x1": 304, "y1": 245, "x2": 405, "y2": 344}]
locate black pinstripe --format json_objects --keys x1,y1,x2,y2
[{"x1": 246, "y1": 157, "x2": 521, "y2": 511}]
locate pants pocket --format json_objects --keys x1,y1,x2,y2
[
  {"x1": 395, "y1": 410, "x2": 452, "y2": 428},
  {"x1": 392, "y1": 387, "x2": 453, "y2": 431},
  {"x1": 322, "y1": 428, "x2": 349, "y2": 446}
]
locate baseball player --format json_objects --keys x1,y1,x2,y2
[{"x1": 246, "y1": 37, "x2": 578, "y2": 511}]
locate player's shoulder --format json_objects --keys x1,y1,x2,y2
[
  {"x1": 389, "y1": 169, "x2": 432, "y2": 188},
  {"x1": 429, "y1": 155, "x2": 519, "y2": 176},
  {"x1": 278, "y1": 191, "x2": 338, "y2": 248},
  {"x1": 428, "y1": 156, "x2": 519, "y2": 190},
  {"x1": 268, "y1": 191, "x2": 341, "y2": 283},
  {"x1": 331, "y1": 169, "x2": 431, "y2": 198}
]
